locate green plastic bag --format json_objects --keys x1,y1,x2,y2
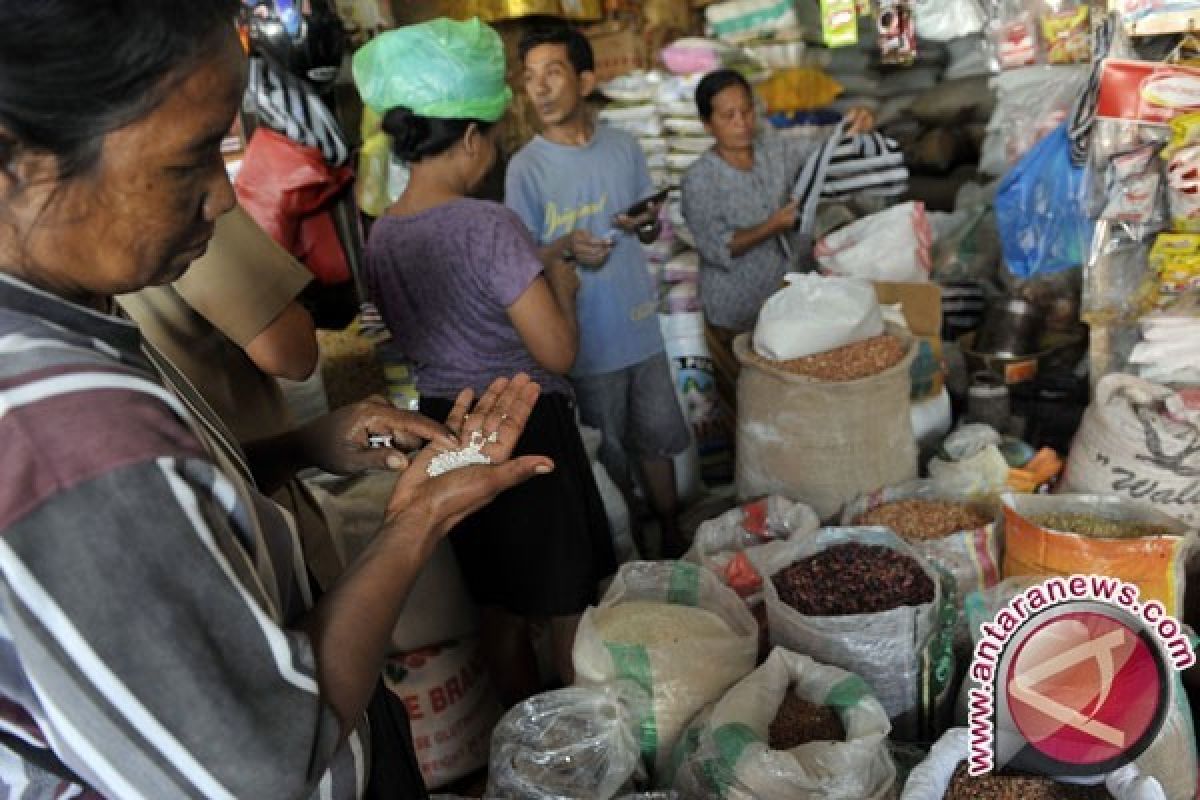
[{"x1": 351, "y1": 17, "x2": 511, "y2": 120}]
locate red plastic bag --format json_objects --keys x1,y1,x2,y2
[
  {"x1": 235, "y1": 127, "x2": 355, "y2": 285},
  {"x1": 722, "y1": 551, "x2": 764, "y2": 597}
]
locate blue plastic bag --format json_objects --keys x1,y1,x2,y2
[{"x1": 995, "y1": 123, "x2": 1094, "y2": 279}]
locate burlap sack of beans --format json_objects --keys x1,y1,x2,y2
[{"x1": 734, "y1": 326, "x2": 918, "y2": 521}]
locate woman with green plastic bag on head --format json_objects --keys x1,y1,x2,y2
[{"x1": 353, "y1": 18, "x2": 617, "y2": 708}]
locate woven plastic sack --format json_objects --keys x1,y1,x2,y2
[
  {"x1": 761, "y1": 527, "x2": 957, "y2": 742},
  {"x1": 668, "y1": 648, "x2": 896, "y2": 799},
  {"x1": 704, "y1": 0, "x2": 802, "y2": 44},
  {"x1": 1063, "y1": 374, "x2": 1200, "y2": 527},
  {"x1": 486, "y1": 682, "x2": 651, "y2": 799},
  {"x1": 685, "y1": 496, "x2": 820, "y2": 600},
  {"x1": 842, "y1": 480, "x2": 1002, "y2": 602},
  {"x1": 351, "y1": 17, "x2": 511, "y2": 120},
  {"x1": 995, "y1": 123, "x2": 1094, "y2": 279},
  {"x1": 900, "y1": 728, "x2": 1167, "y2": 800},
  {"x1": 573, "y1": 562, "x2": 758, "y2": 779},
  {"x1": 1001, "y1": 493, "x2": 1196, "y2": 619}
]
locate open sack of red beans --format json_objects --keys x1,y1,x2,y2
[
  {"x1": 666, "y1": 647, "x2": 896, "y2": 800},
  {"x1": 759, "y1": 527, "x2": 958, "y2": 742}
]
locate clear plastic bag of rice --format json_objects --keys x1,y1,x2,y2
[
  {"x1": 573, "y1": 561, "x2": 758, "y2": 781},
  {"x1": 486, "y1": 681, "x2": 651, "y2": 800}
]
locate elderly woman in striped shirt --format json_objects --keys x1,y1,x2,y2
[{"x1": 0, "y1": 3, "x2": 549, "y2": 797}]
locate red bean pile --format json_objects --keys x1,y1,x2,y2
[
  {"x1": 946, "y1": 763, "x2": 1115, "y2": 799},
  {"x1": 767, "y1": 691, "x2": 846, "y2": 750},
  {"x1": 772, "y1": 542, "x2": 934, "y2": 616}
]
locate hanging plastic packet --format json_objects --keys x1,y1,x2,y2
[
  {"x1": 1109, "y1": 143, "x2": 1157, "y2": 182},
  {"x1": 1148, "y1": 233, "x2": 1200, "y2": 303},
  {"x1": 1166, "y1": 143, "x2": 1200, "y2": 232},
  {"x1": 821, "y1": 0, "x2": 859, "y2": 47},
  {"x1": 1101, "y1": 171, "x2": 1162, "y2": 226},
  {"x1": 878, "y1": 0, "x2": 917, "y2": 65},
  {"x1": 1041, "y1": 4, "x2": 1089, "y2": 64},
  {"x1": 1162, "y1": 111, "x2": 1200, "y2": 160},
  {"x1": 993, "y1": 10, "x2": 1039, "y2": 69}
]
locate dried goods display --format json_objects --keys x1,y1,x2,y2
[
  {"x1": 767, "y1": 691, "x2": 846, "y2": 750},
  {"x1": 945, "y1": 762, "x2": 1115, "y2": 800},
  {"x1": 772, "y1": 542, "x2": 935, "y2": 616},
  {"x1": 1029, "y1": 512, "x2": 1177, "y2": 539},
  {"x1": 747, "y1": 334, "x2": 907, "y2": 381},
  {"x1": 854, "y1": 499, "x2": 992, "y2": 540}
]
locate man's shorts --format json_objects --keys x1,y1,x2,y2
[{"x1": 571, "y1": 352, "x2": 692, "y2": 471}]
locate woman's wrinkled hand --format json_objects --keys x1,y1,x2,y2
[
  {"x1": 386, "y1": 374, "x2": 553, "y2": 538},
  {"x1": 296, "y1": 395, "x2": 459, "y2": 475}
]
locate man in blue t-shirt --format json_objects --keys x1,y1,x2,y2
[{"x1": 505, "y1": 27, "x2": 691, "y2": 557}]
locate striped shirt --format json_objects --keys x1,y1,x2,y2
[{"x1": 0, "y1": 273, "x2": 366, "y2": 799}]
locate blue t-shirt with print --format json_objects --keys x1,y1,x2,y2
[{"x1": 505, "y1": 124, "x2": 665, "y2": 377}]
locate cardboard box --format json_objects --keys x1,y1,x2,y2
[
  {"x1": 874, "y1": 281, "x2": 945, "y2": 401},
  {"x1": 584, "y1": 23, "x2": 648, "y2": 83}
]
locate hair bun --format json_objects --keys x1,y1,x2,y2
[{"x1": 382, "y1": 106, "x2": 430, "y2": 162}]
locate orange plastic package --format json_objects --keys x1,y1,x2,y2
[{"x1": 1002, "y1": 493, "x2": 1196, "y2": 618}]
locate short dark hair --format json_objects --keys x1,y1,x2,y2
[
  {"x1": 382, "y1": 107, "x2": 493, "y2": 163},
  {"x1": 0, "y1": 0, "x2": 239, "y2": 180},
  {"x1": 518, "y1": 27, "x2": 594, "y2": 75},
  {"x1": 695, "y1": 69, "x2": 753, "y2": 121}
]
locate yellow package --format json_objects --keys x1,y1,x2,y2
[
  {"x1": 1041, "y1": 6, "x2": 1089, "y2": 64},
  {"x1": 1149, "y1": 232, "x2": 1200, "y2": 264},
  {"x1": 757, "y1": 68, "x2": 843, "y2": 114},
  {"x1": 356, "y1": 132, "x2": 392, "y2": 219},
  {"x1": 1163, "y1": 112, "x2": 1200, "y2": 160}
]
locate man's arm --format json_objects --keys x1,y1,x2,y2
[{"x1": 244, "y1": 301, "x2": 318, "y2": 381}]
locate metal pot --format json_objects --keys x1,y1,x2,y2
[{"x1": 974, "y1": 297, "x2": 1042, "y2": 357}]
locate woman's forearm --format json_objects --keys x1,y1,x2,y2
[
  {"x1": 301, "y1": 505, "x2": 439, "y2": 738},
  {"x1": 729, "y1": 218, "x2": 783, "y2": 258}
]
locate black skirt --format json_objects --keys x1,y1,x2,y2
[{"x1": 419, "y1": 391, "x2": 616, "y2": 617}]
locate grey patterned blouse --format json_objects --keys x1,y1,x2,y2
[{"x1": 681, "y1": 128, "x2": 820, "y2": 332}]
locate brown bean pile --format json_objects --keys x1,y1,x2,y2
[
  {"x1": 772, "y1": 542, "x2": 934, "y2": 616},
  {"x1": 750, "y1": 334, "x2": 906, "y2": 381},
  {"x1": 946, "y1": 763, "x2": 1114, "y2": 799},
  {"x1": 767, "y1": 691, "x2": 846, "y2": 750},
  {"x1": 854, "y1": 499, "x2": 992, "y2": 541},
  {"x1": 1030, "y1": 513, "x2": 1176, "y2": 540}
]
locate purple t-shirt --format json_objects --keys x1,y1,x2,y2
[{"x1": 364, "y1": 197, "x2": 572, "y2": 399}]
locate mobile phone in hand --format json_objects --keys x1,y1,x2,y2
[{"x1": 620, "y1": 187, "x2": 670, "y2": 219}]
